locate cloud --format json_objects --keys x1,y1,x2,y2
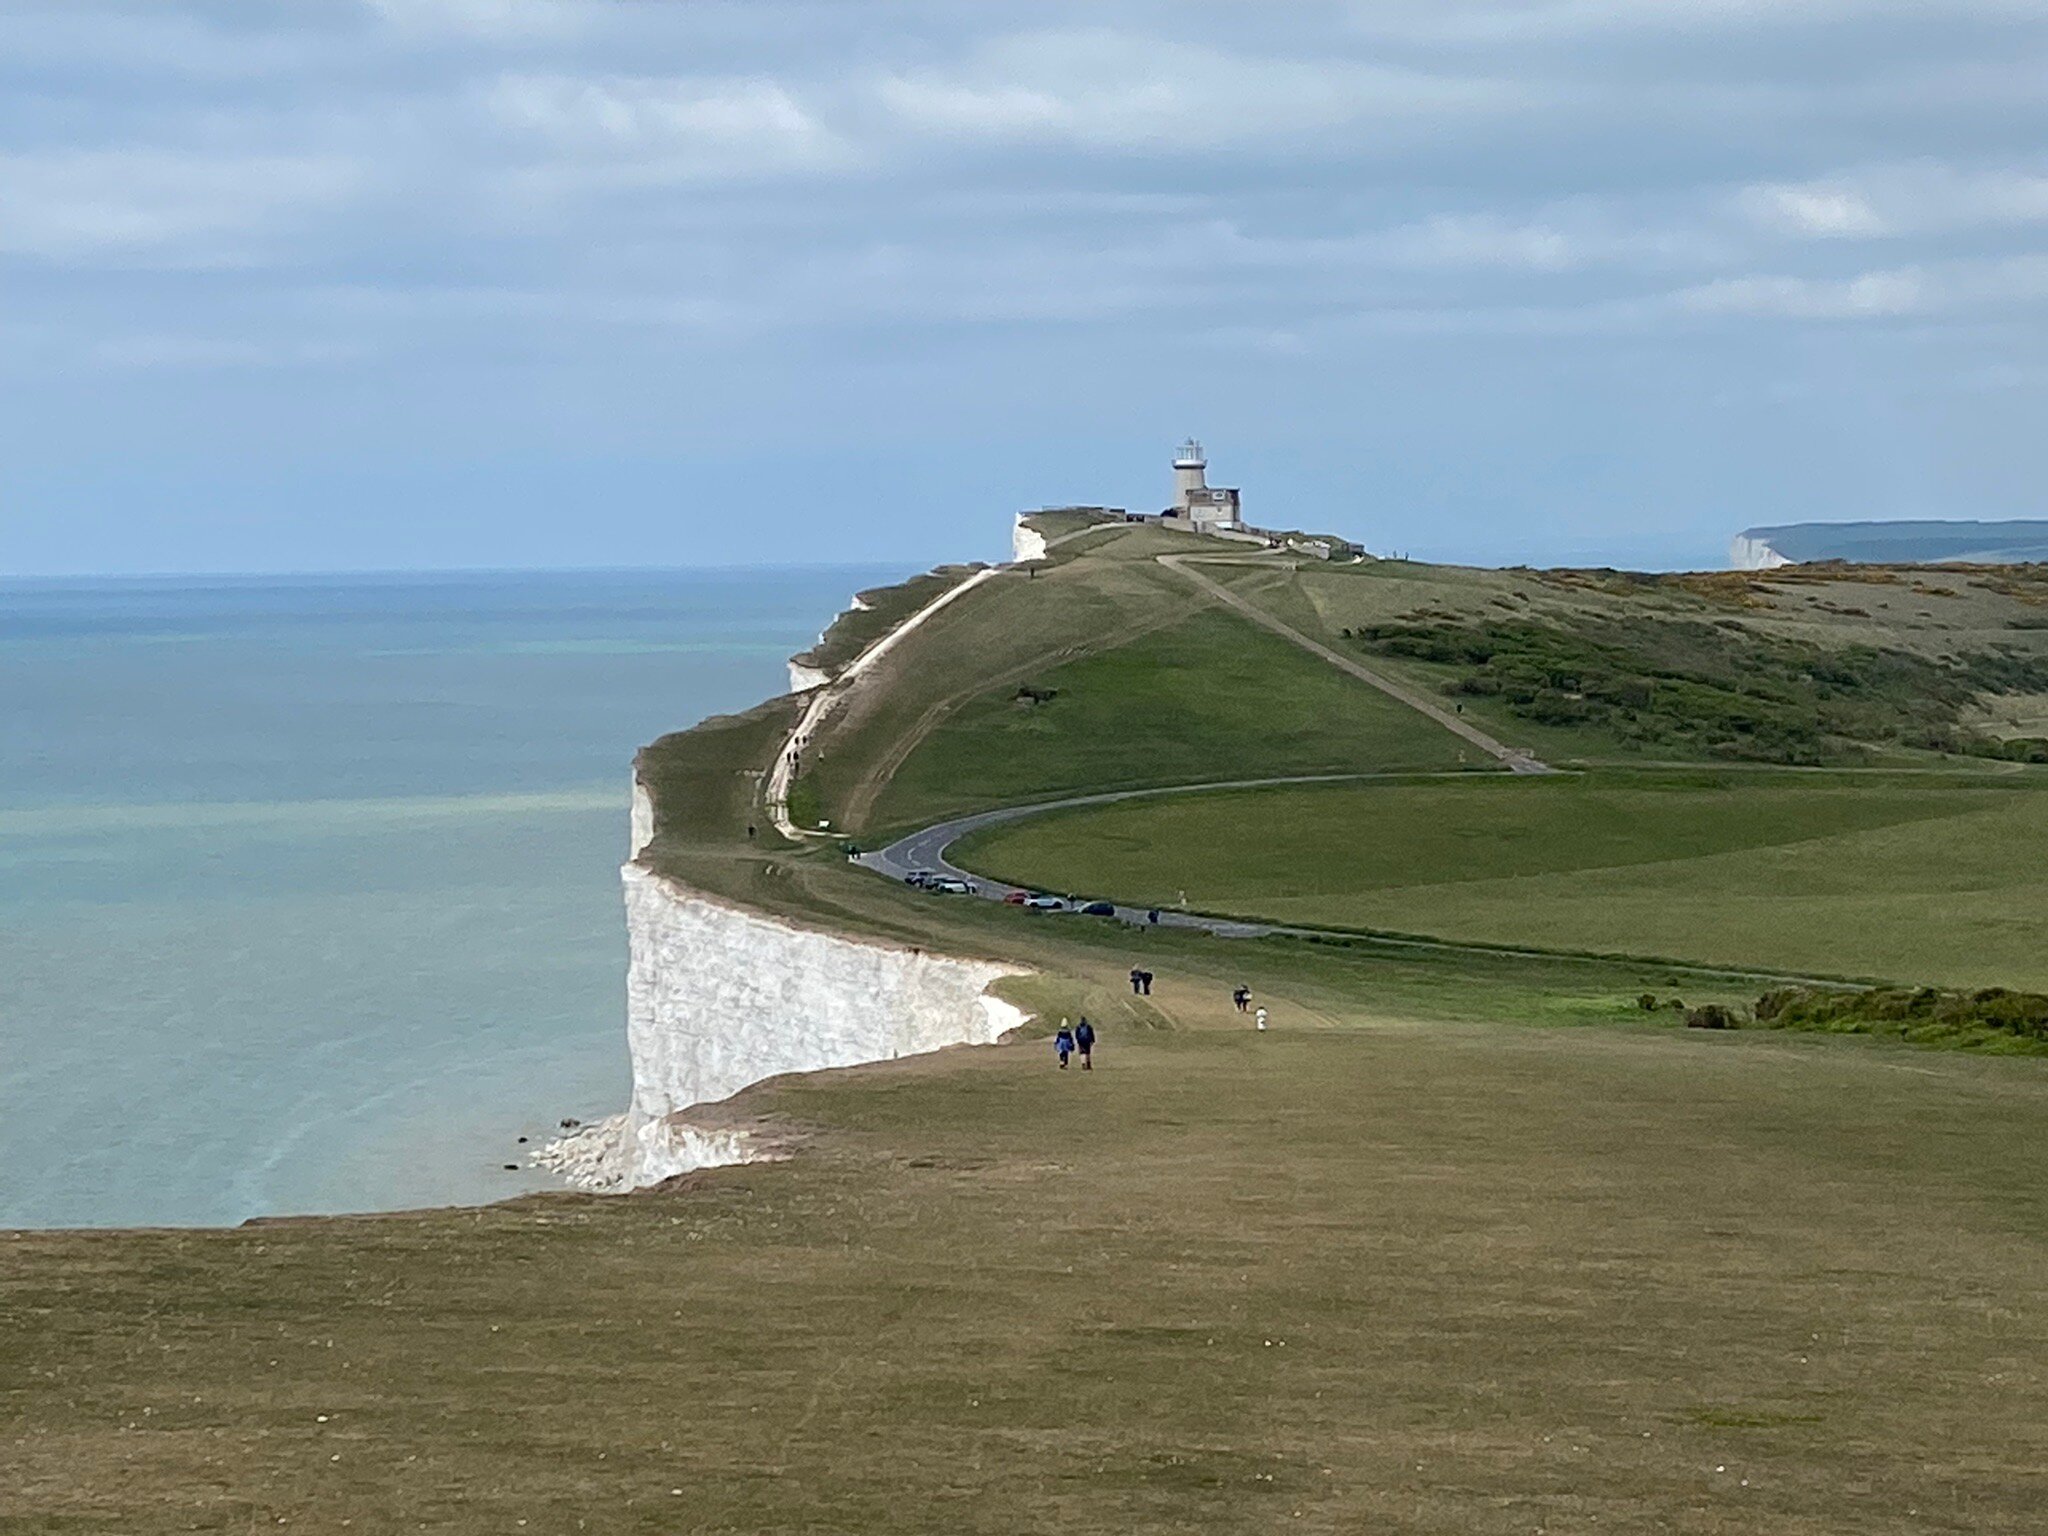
[
  {"x1": 1673, "y1": 254, "x2": 2048, "y2": 319},
  {"x1": 876, "y1": 28, "x2": 1520, "y2": 150},
  {"x1": 0, "y1": 148, "x2": 363, "y2": 264},
  {"x1": 482, "y1": 72, "x2": 851, "y2": 187},
  {"x1": 1744, "y1": 160, "x2": 2048, "y2": 240},
  {"x1": 1370, "y1": 214, "x2": 1581, "y2": 271},
  {"x1": 1749, "y1": 186, "x2": 1889, "y2": 238},
  {"x1": 1678, "y1": 268, "x2": 1927, "y2": 318}
]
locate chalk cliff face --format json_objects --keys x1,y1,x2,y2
[
  {"x1": 1012, "y1": 517, "x2": 1049, "y2": 562},
  {"x1": 614, "y1": 864, "x2": 1025, "y2": 1183},
  {"x1": 544, "y1": 779, "x2": 1028, "y2": 1191},
  {"x1": 1729, "y1": 533, "x2": 1793, "y2": 570}
]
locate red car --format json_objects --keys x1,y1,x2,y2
[{"x1": 1002, "y1": 890, "x2": 1029, "y2": 905}]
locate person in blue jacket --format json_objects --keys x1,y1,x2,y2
[
  {"x1": 1074, "y1": 1017, "x2": 1096, "y2": 1070},
  {"x1": 1053, "y1": 1022, "x2": 1075, "y2": 1069}
]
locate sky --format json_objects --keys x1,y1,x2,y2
[{"x1": 3, "y1": 0, "x2": 2045, "y2": 576}]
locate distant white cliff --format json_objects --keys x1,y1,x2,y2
[
  {"x1": 1012, "y1": 516, "x2": 1049, "y2": 563},
  {"x1": 1732, "y1": 519, "x2": 2048, "y2": 568},
  {"x1": 542, "y1": 779, "x2": 1028, "y2": 1192},
  {"x1": 1729, "y1": 533, "x2": 1792, "y2": 570},
  {"x1": 785, "y1": 591, "x2": 876, "y2": 693}
]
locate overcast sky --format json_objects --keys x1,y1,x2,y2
[{"x1": 4, "y1": 0, "x2": 2045, "y2": 575}]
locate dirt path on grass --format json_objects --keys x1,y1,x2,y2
[
  {"x1": 1158, "y1": 552, "x2": 1552, "y2": 774},
  {"x1": 767, "y1": 565, "x2": 1003, "y2": 840}
]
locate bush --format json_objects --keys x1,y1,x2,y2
[
  {"x1": 1637, "y1": 993, "x2": 1659, "y2": 1011},
  {"x1": 1685, "y1": 1004, "x2": 1740, "y2": 1030},
  {"x1": 1349, "y1": 616, "x2": 2048, "y2": 763},
  {"x1": 1752, "y1": 985, "x2": 2048, "y2": 1046}
]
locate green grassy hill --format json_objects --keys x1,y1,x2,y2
[
  {"x1": 953, "y1": 769, "x2": 2048, "y2": 991},
  {"x1": 15, "y1": 522, "x2": 2048, "y2": 1532},
  {"x1": 1201, "y1": 558, "x2": 2048, "y2": 765}
]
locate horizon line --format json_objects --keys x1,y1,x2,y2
[{"x1": 0, "y1": 558, "x2": 925, "y2": 586}]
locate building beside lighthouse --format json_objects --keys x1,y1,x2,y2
[
  {"x1": 1016, "y1": 438, "x2": 1360, "y2": 560},
  {"x1": 1163, "y1": 439, "x2": 1242, "y2": 532}
]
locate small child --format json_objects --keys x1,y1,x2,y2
[
  {"x1": 1255, "y1": 1006, "x2": 1268, "y2": 1033},
  {"x1": 1054, "y1": 1022, "x2": 1076, "y2": 1069}
]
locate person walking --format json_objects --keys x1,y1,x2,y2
[
  {"x1": 1233, "y1": 985, "x2": 1250, "y2": 1014},
  {"x1": 1074, "y1": 1017, "x2": 1095, "y2": 1070},
  {"x1": 1129, "y1": 967, "x2": 1145, "y2": 996},
  {"x1": 1147, "y1": 908, "x2": 1159, "y2": 925},
  {"x1": 1053, "y1": 1021, "x2": 1075, "y2": 1069},
  {"x1": 1139, "y1": 970, "x2": 1154, "y2": 996},
  {"x1": 1255, "y1": 1006, "x2": 1268, "y2": 1033}
]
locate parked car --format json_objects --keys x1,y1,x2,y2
[
  {"x1": 903, "y1": 868, "x2": 938, "y2": 888},
  {"x1": 1002, "y1": 890, "x2": 1029, "y2": 905},
  {"x1": 930, "y1": 877, "x2": 975, "y2": 895},
  {"x1": 1023, "y1": 894, "x2": 1066, "y2": 911},
  {"x1": 1078, "y1": 900, "x2": 1116, "y2": 917}
]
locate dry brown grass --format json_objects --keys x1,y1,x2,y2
[{"x1": 6, "y1": 1019, "x2": 2048, "y2": 1533}]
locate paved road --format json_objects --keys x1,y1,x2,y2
[
  {"x1": 853, "y1": 774, "x2": 1860, "y2": 986},
  {"x1": 857, "y1": 773, "x2": 1397, "y2": 938}
]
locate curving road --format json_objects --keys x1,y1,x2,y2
[
  {"x1": 854, "y1": 772, "x2": 1869, "y2": 987},
  {"x1": 855, "y1": 773, "x2": 1409, "y2": 938}
]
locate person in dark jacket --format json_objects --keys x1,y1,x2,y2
[
  {"x1": 1053, "y1": 1022, "x2": 1075, "y2": 1069},
  {"x1": 1233, "y1": 985, "x2": 1251, "y2": 1013},
  {"x1": 1129, "y1": 967, "x2": 1145, "y2": 995},
  {"x1": 1074, "y1": 1018, "x2": 1095, "y2": 1069}
]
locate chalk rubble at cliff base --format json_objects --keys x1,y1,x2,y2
[{"x1": 536, "y1": 1113, "x2": 761, "y2": 1193}]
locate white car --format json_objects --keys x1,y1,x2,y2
[
  {"x1": 930, "y1": 877, "x2": 975, "y2": 895},
  {"x1": 1023, "y1": 894, "x2": 1066, "y2": 911}
]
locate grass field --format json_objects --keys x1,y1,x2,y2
[
  {"x1": 952, "y1": 769, "x2": 2048, "y2": 990},
  {"x1": 15, "y1": 532, "x2": 2048, "y2": 1531},
  {"x1": 9, "y1": 1018, "x2": 2048, "y2": 1533},
  {"x1": 863, "y1": 607, "x2": 1473, "y2": 830},
  {"x1": 1198, "y1": 558, "x2": 2048, "y2": 766}
]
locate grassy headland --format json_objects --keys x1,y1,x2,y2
[{"x1": 11, "y1": 524, "x2": 2048, "y2": 1531}]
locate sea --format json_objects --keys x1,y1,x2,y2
[{"x1": 0, "y1": 567, "x2": 878, "y2": 1229}]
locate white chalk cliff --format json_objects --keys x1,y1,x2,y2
[
  {"x1": 1012, "y1": 516, "x2": 1049, "y2": 563},
  {"x1": 543, "y1": 778, "x2": 1028, "y2": 1191},
  {"x1": 1729, "y1": 533, "x2": 1792, "y2": 570}
]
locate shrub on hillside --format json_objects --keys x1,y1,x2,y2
[
  {"x1": 1753, "y1": 985, "x2": 2048, "y2": 1046},
  {"x1": 1350, "y1": 616, "x2": 2048, "y2": 764},
  {"x1": 1685, "y1": 1004, "x2": 1740, "y2": 1030}
]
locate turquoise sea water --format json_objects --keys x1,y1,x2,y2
[{"x1": 0, "y1": 568, "x2": 875, "y2": 1228}]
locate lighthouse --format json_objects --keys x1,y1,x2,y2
[
  {"x1": 1173, "y1": 439, "x2": 1209, "y2": 507},
  {"x1": 1167, "y1": 438, "x2": 1242, "y2": 531}
]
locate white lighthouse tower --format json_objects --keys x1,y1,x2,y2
[
  {"x1": 1167, "y1": 438, "x2": 1242, "y2": 532},
  {"x1": 1173, "y1": 439, "x2": 1209, "y2": 507}
]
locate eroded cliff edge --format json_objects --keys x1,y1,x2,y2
[{"x1": 543, "y1": 777, "x2": 1028, "y2": 1192}]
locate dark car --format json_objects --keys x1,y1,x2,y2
[{"x1": 1078, "y1": 900, "x2": 1116, "y2": 917}]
